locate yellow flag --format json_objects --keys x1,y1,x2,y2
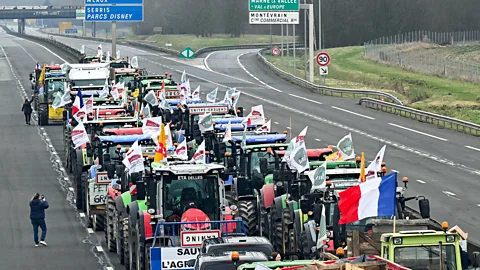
[
  {"x1": 154, "y1": 124, "x2": 167, "y2": 162},
  {"x1": 360, "y1": 152, "x2": 366, "y2": 182},
  {"x1": 132, "y1": 88, "x2": 139, "y2": 98},
  {"x1": 39, "y1": 64, "x2": 46, "y2": 84}
]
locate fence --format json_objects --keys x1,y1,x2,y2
[{"x1": 364, "y1": 30, "x2": 480, "y2": 82}]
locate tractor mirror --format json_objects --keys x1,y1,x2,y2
[
  {"x1": 418, "y1": 198, "x2": 430, "y2": 219},
  {"x1": 237, "y1": 107, "x2": 244, "y2": 117},
  {"x1": 299, "y1": 198, "x2": 309, "y2": 214},
  {"x1": 187, "y1": 259, "x2": 196, "y2": 267},
  {"x1": 29, "y1": 73, "x2": 33, "y2": 80},
  {"x1": 136, "y1": 181, "x2": 146, "y2": 200},
  {"x1": 106, "y1": 164, "x2": 115, "y2": 179},
  {"x1": 103, "y1": 153, "x2": 111, "y2": 164},
  {"x1": 259, "y1": 158, "x2": 268, "y2": 174}
]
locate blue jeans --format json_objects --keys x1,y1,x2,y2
[{"x1": 31, "y1": 219, "x2": 47, "y2": 244}]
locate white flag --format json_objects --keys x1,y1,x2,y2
[
  {"x1": 99, "y1": 81, "x2": 109, "y2": 98},
  {"x1": 206, "y1": 88, "x2": 217, "y2": 103},
  {"x1": 191, "y1": 86, "x2": 200, "y2": 99},
  {"x1": 243, "y1": 105, "x2": 265, "y2": 126},
  {"x1": 71, "y1": 122, "x2": 90, "y2": 149},
  {"x1": 141, "y1": 103, "x2": 151, "y2": 118},
  {"x1": 365, "y1": 145, "x2": 386, "y2": 181},
  {"x1": 191, "y1": 141, "x2": 206, "y2": 164},
  {"x1": 179, "y1": 80, "x2": 191, "y2": 98},
  {"x1": 306, "y1": 161, "x2": 327, "y2": 192},
  {"x1": 295, "y1": 126, "x2": 308, "y2": 147},
  {"x1": 175, "y1": 139, "x2": 188, "y2": 160},
  {"x1": 116, "y1": 50, "x2": 120, "y2": 59},
  {"x1": 336, "y1": 133, "x2": 355, "y2": 160},
  {"x1": 289, "y1": 141, "x2": 309, "y2": 173},
  {"x1": 255, "y1": 119, "x2": 271, "y2": 133},
  {"x1": 122, "y1": 141, "x2": 144, "y2": 174},
  {"x1": 111, "y1": 85, "x2": 119, "y2": 100},
  {"x1": 106, "y1": 51, "x2": 110, "y2": 62},
  {"x1": 80, "y1": 45, "x2": 85, "y2": 54},
  {"x1": 97, "y1": 44, "x2": 102, "y2": 58},
  {"x1": 144, "y1": 90, "x2": 159, "y2": 106},
  {"x1": 142, "y1": 116, "x2": 162, "y2": 135},
  {"x1": 181, "y1": 70, "x2": 187, "y2": 83},
  {"x1": 130, "y1": 56, "x2": 139, "y2": 68},
  {"x1": 84, "y1": 95, "x2": 94, "y2": 114},
  {"x1": 198, "y1": 113, "x2": 214, "y2": 133},
  {"x1": 223, "y1": 121, "x2": 232, "y2": 142},
  {"x1": 223, "y1": 87, "x2": 236, "y2": 105},
  {"x1": 179, "y1": 88, "x2": 187, "y2": 105},
  {"x1": 51, "y1": 91, "x2": 72, "y2": 110},
  {"x1": 232, "y1": 91, "x2": 241, "y2": 108},
  {"x1": 165, "y1": 123, "x2": 173, "y2": 149}
]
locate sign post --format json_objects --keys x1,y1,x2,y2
[
  {"x1": 316, "y1": 51, "x2": 330, "y2": 85},
  {"x1": 85, "y1": 0, "x2": 144, "y2": 60},
  {"x1": 271, "y1": 46, "x2": 281, "y2": 56}
]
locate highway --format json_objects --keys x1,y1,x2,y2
[
  {"x1": 0, "y1": 31, "x2": 118, "y2": 269},
  {"x1": 8, "y1": 27, "x2": 480, "y2": 247}
]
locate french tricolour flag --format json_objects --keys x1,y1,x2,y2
[{"x1": 338, "y1": 172, "x2": 397, "y2": 224}]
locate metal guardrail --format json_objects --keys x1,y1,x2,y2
[
  {"x1": 257, "y1": 48, "x2": 404, "y2": 105},
  {"x1": 359, "y1": 97, "x2": 480, "y2": 136},
  {"x1": 37, "y1": 30, "x2": 303, "y2": 57}
]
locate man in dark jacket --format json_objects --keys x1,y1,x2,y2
[
  {"x1": 29, "y1": 193, "x2": 49, "y2": 247},
  {"x1": 21, "y1": 98, "x2": 33, "y2": 125}
]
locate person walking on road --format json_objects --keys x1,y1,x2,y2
[
  {"x1": 21, "y1": 98, "x2": 33, "y2": 125},
  {"x1": 29, "y1": 193, "x2": 49, "y2": 247}
]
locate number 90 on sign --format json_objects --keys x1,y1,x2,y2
[{"x1": 315, "y1": 52, "x2": 330, "y2": 66}]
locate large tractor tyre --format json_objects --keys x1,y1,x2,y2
[
  {"x1": 38, "y1": 104, "x2": 48, "y2": 126},
  {"x1": 283, "y1": 209, "x2": 296, "y2": 254},
  {"x1": 106, "y1": 197, "x2": 117, "y2": 252},
  {"x1": 87, "y1": 213, "x2": 105, "y2": 231},
  {"x1": 128, "y1": 214, "x2": 137, "y2": 270},
  {"x1": 270, "y1": 207, "x2": 282, "y2": 252},
  {"x1": 299, "y1": 231, "x2": 311, "y2": 259},
  {"x1": 136, "y1": 222, "x2": 146, "y2": 270},
  {"x1": 74, "y1": 173, "x2": 84, "y2": 211},
  {"x1": 238, "y1": 201, "x2": 258, "y2": 236},
  {"x1": 120, "y1": 218, "x2": 128, "y2": 266}
]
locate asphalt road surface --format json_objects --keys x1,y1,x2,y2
[
  {"x1": 0, "y1": 32, "x2": 118, "y2": 269},
  {"x1": 13, "y1": 28, "x2": 480, "y2": 246}
]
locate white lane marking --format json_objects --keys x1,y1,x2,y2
[
  {"x1": 286, "y1": 127, "x2": 291, "y2": 130},
  {"x1": 106, "y1": 267, "x2": 114, "y2": 270},
  {"x1": 87, "y1": 228, "x2": 94, "y2": 234},
  {"x1": 11, "y1": 39, "x2": 37, "y2": 62},
  {"x1": 388, "y1": 123, "x2": 448, "y2": 142},
  {"x1": 96, "y1": 246, "x2": 104, "y2": 252},
  {"x1": 274, "y1": 121, "x2": 279, "y2": 125},
  {"x1": 55, "y1": 36, "x2": 480, "y2": 178},
  {"x1": 391, "y1": 170, "x2": 399, "y2": 173},
  {"x1": 236, "y1": 52, "x2": 283, "y2": 92},
  {"x1": 477, "y1": 204, "x2": 480, "y2": 207},
  {"x1": 79, "y1": 212, "x2": 86, "y2": 218},
  {"x1": 203, "y1": 51, "x2": 214, "y2": 71},
  {"x1": 68, "y1": 187, "x2": 74, "y2": 191},
  {"x1": 443, "y1": 191, "x2": 456, "y2": 196},
  {"x1": 289, "y1": 94, "x2": 323, "y2": 105},
  {"x1": 465, "y1": 145, "x2": 480, "y2": 152},
  {"x1": 315, "y1": 138, "x2": 321, "y2": 142},
  {"x1": 416, "y1": 180, "x2": 426, "y2": 184},
  {"x1": 331, "y1": 106, "x2": 375, "y2": 120}
]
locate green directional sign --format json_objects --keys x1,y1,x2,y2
[
  {"x1": 249, "y1": 0, "x2": 300, "y2": 11},
  {"x1": 180, "y1": 47, "x2": 195, "y2": 59}
]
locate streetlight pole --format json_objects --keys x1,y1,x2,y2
[{"x1": 318, "y1": 0, "x2": 322, "y2": 51}]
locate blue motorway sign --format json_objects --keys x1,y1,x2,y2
[
  {"x1": 85, "y1": 0, "x2": 144, "y2": 4},
  {"x1": 65, "y1": 28, "x2": 78, "y2": 34},
  {"x1": 85, "y1": 5, "x2": 144, "y2": 21}
]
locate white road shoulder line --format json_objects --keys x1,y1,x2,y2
[
  {"x1": 331, "y1": 106, "x2": 375, "y2": 120},
  {"x1": 236, "y1": 52, "x2": 283, "y2": 92},
  {"x1": 388, "y1": 123, "x2": 448, "y2": 141},
  {"x1": 106, "y1": 267, "x2": 115, "y2": 270},
  {"x1": 289, "y1": 94, "x2": 322, "y2": 105},
  {"x1": 465, "y1": 145, "x2": 480, "y2": 152},
  {"x1": 443, "y1": 191, "x2": 456, "y2": 196},
  {"x1": 203, "y1": 51, "x2": 214, "y2": 71}
]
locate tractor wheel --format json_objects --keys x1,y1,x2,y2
[
  {"x1": 121, "y1": 218, "x2": 128, "y2": 266},
  {"x1": 128, "y1": 214, "x2": 137, "y2": 270},
  {"x1": 38, "y1": 103, "x2": 48, "y2": 126},
  {"x1": 288, "y1": 230, "x2": 298, "y2": 260},
  {"x1": 238, "y1": 201, "x2": 258, "y2": 236},
  {"x1": 300, "y1": 231, "x2": 311, "y2": 259},
  {"x1": 283, "y1": 209, "x2": 296, "y2": 255},
  {"x1": 270, "y1": 207, "x2": 282, "y2": 252},
  {"x1": 106, "y1": 196, "x2": 117, "y2": 252},
  {"x1": 95, "y1": 214, "x2": 105, "y2": 231},
  {"x1": 136, "y1": 221, "x2": 146, "y2": 270},
  {"x1": 74, "y1": 173, "x2": 84, "y2": 211},
  {"x1": 145, "y1": 242, "x2": 152, "y2": 270}
]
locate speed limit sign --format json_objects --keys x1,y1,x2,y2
[
  {"x1": 316, "y1": 52, "x2": 330, "y2": 66},
  {"x1": 271, "y1": 46, "x2": 281, "y2": 56}
]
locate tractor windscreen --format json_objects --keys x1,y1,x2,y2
[
  {"x1": 46, "y1": 80, "x2": 65, "y2": 101},
  {"x1": 116, "y1": 75, "x2": 135, "y2": 86},
  {"x1": 250, "y1": 151, "x2": 275, "y2": 174},
  {"x1": 72, "y1": 79, "x2": 106, "y2": 87},
  {"x1": 163, "y1": 175, "x2": 220, "y2": 221},
  {"x1": 394, "y1": 244, "x2": 457, "y2": 270}
]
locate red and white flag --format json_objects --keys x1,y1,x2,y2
[
  {"x1": 255, "y1": 119, "x2": 271, "y2": 133},
  {"x1": 175, "y1": 139, "x2": 188, "y2": 160},
  {"x1": 223, "y1": 121, "x2": 232, "y2": 142},
  {"x1": 71, "y1": 122, "x2": 89, "y2": 149},
  {"x1": 364, "y1": 145, "x2": 386, "y2": 181},
  {"x1": 191, "y1": 141, "x2": 205, "y2": 164},
  {"x1": 243, "y1": 105, "x2": 265, "y2": 126}
]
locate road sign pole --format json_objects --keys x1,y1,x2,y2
[
  {"x1": 281, "y1": 24, "x2": 284, "y2": 66},
  {"x1": 318, "y1": 0, "x2": 322, "y2": 51},
  {"x1": 286, "y1": 24, "x2": 289, "y2": 69},
  {"x1": 306, "y1": 4, "x2": 314, "y2": 83},
  {"x1": 293, "y1": 24, "x2": 296, "y2": 75},
  {"x1": 269, "y1": 25, "x2": 272, "y2": 46},
  {"x1": 303, "y1": 1, "x2": 307, "y2": 80},
  {"x1": 82, "y1": 20, "x2": 86, "y2": 37},
  {"x1": 112, "y1": 20, "x2": 117, "y2": 60}
]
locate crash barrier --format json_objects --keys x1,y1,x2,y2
[
  {"x1": 151, "y1": 220, "x2": 247, "y2": 247},
  {"x1": 359, "y1": 97, "x2": 480, "y2": 137},
  {"x1": 37, "y1": 30, "x2": 304, "y2": 57},
  {"x1": 0, "y1": 25, "x2": 82, "y2": 63},
  {"x1": 257, "y1": 48, "x2": 404, "y2": 105}
]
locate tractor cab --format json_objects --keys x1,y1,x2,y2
[
  {"x1": 380, "y1": 226, "x2": 465, "y2": 270},
  {"x1": 109, "y1": 59, "x2": 130, "y2": 69},
  {"x1": 79, "y1": 54, "x2": 102, "y2": 64},
  {"x1": 179, "y1": 103, "x2": 231, "y2": 142},
  {"x1": 276, "y1": 148, "x2": 333, "y2": 162},
  {"x1": 113, "y1": 68, "x2": 146, "y2": 92},
  {"x1": 33, "y1": 65, "x2": 68, "y2": 125}
]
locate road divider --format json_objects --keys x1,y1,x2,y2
[{"x1": 360, "y1": 98, "x2": 480, "y2": 137}]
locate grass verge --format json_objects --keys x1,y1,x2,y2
[{"x1": 265, "y1": 46, "x2": 480, "y2": 125}]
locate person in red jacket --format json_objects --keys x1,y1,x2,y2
[{"x1": 29, "y1": 193, "x2": 49, "y2": 247}]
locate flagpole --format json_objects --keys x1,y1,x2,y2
[{"x1": 393, "y1": 215, "x2": 396, "y2": 233}]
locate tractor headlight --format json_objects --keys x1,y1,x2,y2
[
  {"x1": 230, "y1": 204, "x2": 238, "y2": 212},
  {"x1": 446, "y1": 235, "x2": 455, "y2": 243},
  {"x1": 147, "y1": 208, "x2": 155, "y2": 214},
  {"x1": 276, "y1": 181, "x2": 283, "y2": 187}
]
